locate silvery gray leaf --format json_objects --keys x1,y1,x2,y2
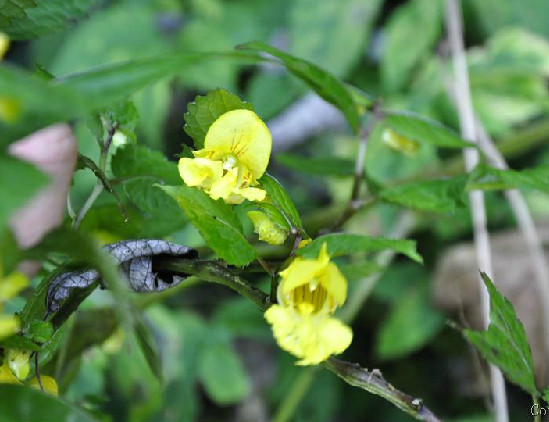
[{"x1": 46, "y1": 239, "x2": 197, "y2": 313}]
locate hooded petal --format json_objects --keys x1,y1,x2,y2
[
  {"x1": 0, "y1": 362, "x2": 20, "y2": 384},
  {"x1": 319, "y1": 262, "x2": 347, "y2": 307},
  {"x1": 208, "y1": 168, "x2": 239, "y2": 202},
  {"x1": 178, "y1": 157, "x2": 223, "y2": 189},
  {"x1": 279, "y1": 258, "x2": 326, "y2": 297},
  {"x1": 247, "y1": 211, "x2": 288, "y2": 245},
  {"x1": 204, "y1": 109, "x2": 271, "y2": 179},
  {"x1": 29, "y1": 376, "x2": 59, "y2": 396}
]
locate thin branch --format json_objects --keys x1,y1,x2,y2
[
  {"x1": 72, "y1": 183, "x2": 103, "y2": 229},
  {"x1": 444, "y1": 1, "x2": 508, "y2": 421}
]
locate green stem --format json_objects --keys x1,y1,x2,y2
[
  {"x1": 272, "y1": 367, "x2": 319, "y2": 422},
  {"x1": 532, "y1": 396, "x2": 541, "y2": 422}
]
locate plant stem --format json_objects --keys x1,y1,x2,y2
[
  {"x1": 72, "y1": 182, "x2": 103, "y2": 229},
  {"x1": 532, "y1": 396, "x2": 541, "y2": 422}
]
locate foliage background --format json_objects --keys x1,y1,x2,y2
[{"x1": 1, "y1": 0, "x2": 548, "y2": 421}]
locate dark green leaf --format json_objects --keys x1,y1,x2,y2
[
  {"x1": 259, "y1": 174, "x2": 304, "y2": 232},
  {"x1": 161, "y1": 185, "x2": 257, "y2": 266},
  {"x1": 135, "y1": 314, "x2": 162, "y2": 381},
  {"x1": 379, "y1": 176, "x2": 467, "y2": 214},
  {"x1": 297, "y1": 233, "x2": 422, "y2": 263},
  {"x1": 26, "y1": 321, "x2": 54, "y2": 343},
  {"x1": 183, "y1": 89, "x2": 253, "y2": 149},
  {"x1": 237, "y1": 41, "x2": 360, "y2": 132},
  {"x1": 0, "y1": 384, "x2": 98, "y2": 422},
  {"x1": 463, "y1": 272, "x2": 538, "y2": 396},
  {"x1": 276, "y1": 154, "x2": 355, "y2": 177},
  {"x1": 338, "y1": 261, "x2": 384, "y2": 282},
  {"x1": 0, "y1": 153, "x2": 49, "y2": 230},
  {"x1": 0, "y1": 335, "x2": 41, "y2": 352},
  {"x1": 384, "y1": 111, "x2": 472, "y2": 149}
]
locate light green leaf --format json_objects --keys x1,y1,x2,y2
[
  {"x1": 26, "y1": 320, "x2": 54, "y2": 343},
  {"x1": 183, "y1": 89, "x2": 253, "y2": 149},
  {"x1": 376, "y1": 286, "x2": 444, "y2": 359},
  {"x1": 198, "y1": 329, "x2": 251, "y2": 404},
  {"x1": 338, "y1": 261, "x2": 384, "y2": 282},
  {"x1": 384, "y1": 112, "x2": 472, "y2": 149},
  {"x1": 0, "y1": 154, "x2": 49, "y2": 230},
  {"x1": 1, "y1": 0, "x2": 98, "y2": 40},
  {"x1": 290, "y1": 0, "x2": 382, "y2": 77},
  {"x1": 162, "y1": 185, "x2": 257, "y2": 266},
  {"x1": 469, "y1": 165, "x2": 549, "y2": 193},
  {"x1": 212, "y1": 297, "x2": 268, "y2": 339},
  {"x1": 382, "y1": 0, "x2": 442, "y2": 92},
  {"x1": 0, "y1": 384, "x2": 98, "y2": 422},
  {"x1": 379, "y1": 177, "x2": 467, "y2": 214},
  {"x1": 134, "y1": 314, "x2": 162, "y2": 381},
  {"x1": 259, "y1": 174, "x2": 304, "y2": 232},
  {"x1": 237, "y1": 41, "x2": 360, "y2": 133},
  {"x1": 276, "y1": 154, "x2": 355, "y2": 177},
  {"x1": 297, "y1": 233, "x2": 423, "y2": 263},
  {"x1": 464, "y1": 272, "x2": 538, "y2": 397}
]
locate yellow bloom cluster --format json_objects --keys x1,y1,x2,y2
[
  {"x1": 178, "y1": 109, "x2": 272, "y2": 204},
  {"x1": 0, "y1": 350, "x2": 58, "y2": 396},
  {"x1": 0, "y1": 264, "x2": 27, "y2": 341},
  {"x1": 265, "y1": 242, "x2": 352, "y2": 365}
]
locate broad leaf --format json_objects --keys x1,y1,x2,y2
[
  {"x1": 379, "y1": 177, "x2": 467, "y2": 214},
  {"x1": 0, "y1": 153, "x2": 49, "y2": 230},
  {"x1": 463, "y1": 272, "x2": 538, "y2": 396},
  {"x1": 259, "y1": 174, "x2": 304, "y2": 232},
  {"x1": 183, "y1": 89, "x2": 253, "y2": 149},
  {"x1": 237, "y1": 41, "x2": 360, "y2": 133},
  {"x1": 276, "y1": 154, "x2": 355, "y2": 177},
  {"x1": 297, "y1": 233, "x2": 422, "y2": 263},
  {"x1": 384, "y1": 111, "x2": 472, "y2": 149},
  {"x1": 162, "y1": 185, "x2": 257, "y2": 266},
  {"x1": 0, "y1": 384, "x2": 98, "y2": 422}
]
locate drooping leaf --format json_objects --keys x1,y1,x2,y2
[
  {"x1": 0, "y1": 153, "x2": 49, "y2": 230},
  {"x1": 198, "y1": 329, "x2": 251, "y2": 404},
  {"x1": 183, "y1": 89, "x2": 253, "y2": 149},
  {"x1": 290, "y1": 0, "x2": 382, "y2": 77},
  {"x1": 382, "y1": 0, "x2": 442, "y2": 92},
  {"x1": 276, "y1": 154, "x2": 355, "y2": 177},
  {"x1": 463, "y1": 272, "x2": 538, "y2": 397},
  {"x1": 379, "y1": 176, "x2": 467, "y2": 214},
  {"x1": 384, "y1": 111, "x2": 472, "y2": 149},
  {"x1": 162, "y1": 185, "x2": 257, "y2": 266},
  {"x1": 468, "y1": 164, "x2": 549, "y2": 193},
  {"x1": 237, "y1": 41, "x2": 360, "y2": 133},
  {"x1": 0, "y1": 384, "x2": 98, "y2": 422},
  {"x1": 134, "y1": 314, "x2": 162, "y2": 381},
  {"x1": 297, "y1": 233, "x2": 422, "y2": 263},
  {"x1": 259, "y1": 174, "x2": 304, "y2": 232}
]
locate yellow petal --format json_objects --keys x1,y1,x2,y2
[
  {"x1": 29, "y1": 376, "x2": 59, "y2": 396},
  {"x1": 208, "y1": 168, "x2": 239, "y2": 202},
  {"x1": 0, "y1": 33, "x2": 9, "y2": 60},
  {"x1": 7, "y1": 349, "x2": 31, "y2": 380},
  {"x1": 0, "y1": 97, "x2": 20, "y2": 123},
  {"x1": 204, "y1": 109, "x2": 272, "y2": 179},
  {"x1": 382, "y1": 128, "x2": 419, "y2": 156},
  {"x1": 235, "y1": 186, "x2": 266, "y2": 203},
  {"x1": 279, "y1": 258, "x2": 325, "y2": 297},
  {"x1": 319, "y1": 262, "x2": 347, "y2": 306},
  {"x1": 247, "y1": 211, "x2": 288, "y2": 245},
  {"x1": 0, "y1": 362, "x2": 20, "y2": 384},
  {"x1": 0, "y1": 315, "x2": 19, "y2": 340},
  {"x1": 0, "y1": 271, "x2": 28, "y2": 301},
  {"x1": 178, "y1": 157, "x2": 223, "y2": 190}
]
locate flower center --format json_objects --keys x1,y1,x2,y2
[
  {"x1": 222, "y1": 155, "x2": 238, "y2": 171},
  {"x1": 289, "y1": 280, "x2": 334, "y2": 316}
]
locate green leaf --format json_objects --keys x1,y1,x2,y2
[
  {"x1": 134, "y1": 314, "x2": 162, "y2": 381},
  {"x1": 469, "y1": 165, "x2": 549, "y2": 193},
  {"x1": 338, "y1": 261, "x2": 384, "y2": 282},
  {"x1": 297, "y1": 233, "x2": 423, "y2": 263},
  {"x1": 26, "y1": 320, "x2": 54, "y2": 343},
  {"x1": 237, "y1": 41, "x2": 360, "y2": 133},
  {"x1": 111, "y1": 144, "x2": 181, "y2": 185},
  {"x1": 543, "y1": 387, "x2": 549, "y2": 405},
  {"x1": 1, "y1": 0, "x2": 99, "y2": 40},
  {"x1": 376, "y1": 285, "x2": 444, "y2": 359},
  {"x1": 382, "y1": 0, "x2": 442, "y2": 92},
  {"x1": 212, "y1": 297, "x2": 269, "y2": 339},
  {"x1": 198, "y1": 329, "x2": 251, "y2": 404},
  {"x1": 384, "y1": 111, "x2": 472, "y2": 149},
  {"x1": 290, "y1": 0, "x2": 382, "y2": 77},
  {"x1": 0, "y1": 335, "x2": 41, "y2": 352},
  {"x1": 463, "y1": 272, "x2": 538, "y2": 397},
  {"x1": 379, "y1": 176, "x2": 467, "y2": 214},
  {"x1": 183, "y1": 89, "x2": 253, "y2": 149},
  {"x1": 259, "y1": 174, "x2": 304, "y2": 232},
  {"x1": 276, "y1": 154, "x2": 355, "y2": 177},
  {"x1": 0, "y1": 153, "x2": 49, "y2": 230},
  {"x1": 0, "y1": 384, "x2": 98, "y2": 422},
  {"x1": 161, "y1": 185, "x2": 257, "y2": 266}
]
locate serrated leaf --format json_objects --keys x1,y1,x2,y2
[
  {"x1": 384, "y1": 111, "x2": 472, "y2": 149},
  {"x1": 0, "y1": 153, "x2": 49, "y2": 230},
  {"x1": 463, "y1": 272, "x2": 538, "y2": 397},
  {"x1": 259, "y1": 174, "x2": 304, "y2": 232},
  {"x1": 297, "y1": 233, "x2": 422, "y2": 263},
  {"x1": 1, "y1": 0, "x2": 99, "y2": 40},
  {"x1": 276, "y1": 154, "x2": 355, "y2": 177},
  {"x1": 103, "y1": 101, "x2": 139, "y2": 142},
  {"x1": 379, "y1": 176, "x2": 467, "y2": 214},
  {"x1": 183, "y1": 89, "x2": 253, "y2": 149},
  {"x1": 237, "y1": 41, "x2": 360, "y2": 133},
  {"x1": 198, "y1": 329, "x2": 251, "y2": 404},
  {"x1": 161, "y1": 185, "x2": 257, "y2": 266},
  {"x1": 376, "y1": 285, "x2": 444, "y2": 360},
  {"x1": 469, "y1": 165, "x2": 549, "y2": 193}
]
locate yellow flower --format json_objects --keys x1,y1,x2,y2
[
  {"x1": 0, "y1": 32, "x2": 9, "y2": 60},
  {"x1": 7, "y1": 349, "x2": 31, "y2": 380},
  {"x1": 179, "y1": 109, "x2": 272, "y2": 204},
  {"x1": 0, "y1": 263, "x2": 28, "y2": 341},
  {"x1": 247, "y1": 211, "x2": 288, "y2": 245},
  {"x1": 0, "y1": 360, "x2": 58, "y2": 396},
  {"x1": 382, "y1": 128, "x2": 419, "y2": 156},
  {"x1": 265, "y1": 243, "x2": 352, "y2": 365}
]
